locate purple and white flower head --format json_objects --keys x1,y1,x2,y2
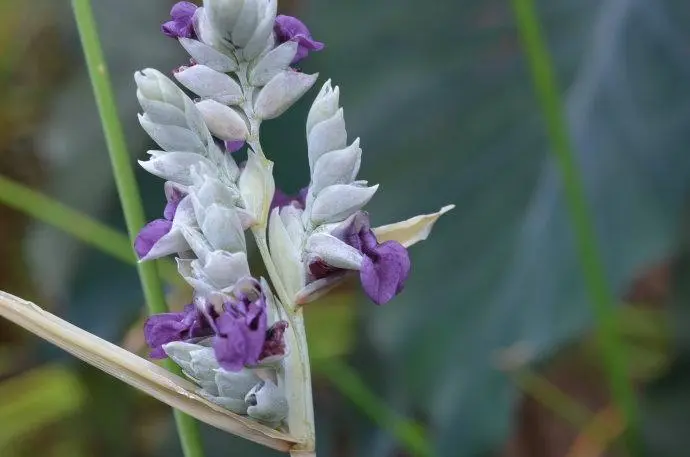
[{"x1": 133, "y1": 0, "x2": 451, "y2": 438}]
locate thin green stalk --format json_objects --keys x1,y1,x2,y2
[
  {"x1": 315, "y1": 359, "x2": 433, "y2": 457},
  {"x1": 70, "y1": 1, "x2": 205, "y2": 456},
  {"x1": 510, "y1": 0, "x2": 639, "y2": 454}
]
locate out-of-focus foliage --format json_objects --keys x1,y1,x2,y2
[
  {"x1": 297, "y1": 0, "x2": 690, "y2": 455},
  {"x1": 1, "y1": 0, "x2": 690, "y2": 456},
  {"x1": 0, "y1": 365, "x2": 85, "y2": 456}
]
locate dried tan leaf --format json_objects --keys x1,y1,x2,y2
[
  {"x1": 373, "y1": 204, "x2": 454, "y2": 248},
  {"x1": 0, "y1": 290, "x2": 299, "y2": 453}
]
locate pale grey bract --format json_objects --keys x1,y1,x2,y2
[{"x1": 134, "y1": 0, "x2": 452, "y2": 442}]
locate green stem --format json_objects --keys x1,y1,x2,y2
[
  {"x1": 70, "y1": 1, "x2": 205, "y2": 456},
  {"x1": 510, "y1": 0, "x2": 639, "y2": 454},
  {"x1": 315, "y1": 359, "x2": 433, "y2": 457}
]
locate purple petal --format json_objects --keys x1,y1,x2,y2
[
  {"x1": 332, "y1": 211, "x2": 372, "y2": 251},
  {"x1": 213, "y1": 314, "x2": 247, "y2": 372},
  {"x1": 181, "y1": 303, "x2": 216, "y2": 338},
  {"x1": 270, "y1": 188, "x2": 294, "y2": 210},
  {"x1": 213, "y1": 291, "x2": 268, "y2": 371},
  {"x1": 144, "y1": 303, "x2": 215, "y2": 358},
  {"x1": 213, "y1": 310, "x2": 267, "y2": 371},
  {"x1": 134, "y1": 219, "x2": 173, "y2": 259},
  {"x1": 360, "y1": 241, "x2": 411, "y2": 305},
  {"x1": 144, "y1": 311, "x2": 188, "y2": 359},
  {"x1": 274, "y1": 15, "x2": 310, "y2": 40},
  {"x1": 225, "y1": 140, "x2": 246, "y2": 154},
  {"x1": 163, "y1": 188, "x2": 185, "y2": 220},
  {"x1": 270, "y1": 186, "x2": 309, "y2": 210},
  {"x1": 274, "y1": 15, "x2": 324, "y2": 63},
  {"x1": 162, "y1": 2, "x2": 198, "y2": 39},
  {"x1": 171, "y1": 1, "x2": 197, "y2": 20}
]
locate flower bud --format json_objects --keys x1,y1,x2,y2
[
  {"x1": 177, "y1": 251, "x2": 251, "y2": 300},
  {"x1": 239, "y1": 152, "x2": 275, "y2": 227},
  {"x1": 241, "y1": 0, "x2": 277, "y2": 59},
  {"x1": 139, "y1": 151, "x2": 217, "y2": 186},
  {"x1": 136, "y1": 93, "x2": 187, "y2": 128},
  {"x1": 195, "y1": 99, "x2": 249, "y2": 141},
  {"x1": 198, "y1": 203, "x2": 247, "y2": 252},
  {"x1": 307, "y1": 108, "x2": 347, "y2": 171},
  {"x1": 163, "y1": 341, "x2": 201, "y2": 374},
  {"x1": 310, "y1": 184, "x2": 378, "y2": 225},
  {"x1": 135, "y1": 68, "x2": 186, "y2": 111},
  {"x1": 306, "y1": 80, "x2": 340, "y2": 134},
  {"x1": 204, "y1": 0, "x2": 245, "y2": 42},
  {"x1": 245, "y1": 380, "x2": 288, "y2": 423},
  {"x1": 208, "y1": 369, "x2": 263, "y2": 414},
  {"x1": 249, "y1": 41, "x2": 298, "y2": 86},
  {"x1": 175, "y1": 65, "x2": 243, "y2": 105},
  {"x1": 269, "y1": 208, "x2": 304, "y2": 299},
  {"x1": 190, "y1": 174, "x2": 240, "y2": 210},
  {"x1": 310, "y1": 139, "x2": 362, "y2": 194},
  {"x1": 138, "y1": 113, "x2": 207, "y2": 154},
  {"x1": 305, "y1": 233, "x2": 364, "y2": 270},
  {"x1": 179, "y1": 37, "x2": 238, "y2": 72},
  {"x1": 230, "y1": 0, "x2": 259, "y2": 47},
  {"x1": 254, "y1": 71, "x2": 318, "y2": 120},
  {"x1": 279, "y1": 204, "x2": 305, "y2": 246}
]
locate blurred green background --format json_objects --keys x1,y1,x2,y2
[{"x1": 2, "y1": 0, "x2": 690, "y2": 456}]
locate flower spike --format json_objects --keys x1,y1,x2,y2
[{"x1": 131, "y1": 1, "x2": 451, "y2": 451}]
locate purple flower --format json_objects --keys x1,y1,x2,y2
[
  {"x1": 274, "y1": 15, "x2": 324, "y2": 64},
  {"x1": 162, "y1": 2, "x2": 198, "y2": 39},
  {"x1": 134, "y1": 187, "x2": 185, "y2": 259},
  {"x1": 212, "y1": 280, "x2": 268, "y2": 371},
  {"x1": 270, "y1": 187, "x2": 308, "y2": 211},
  {"x1": 225, "y1": 140, "x2": 246, "y2": 154},
  {"x1": 144, "y1": 304, "x2": 215, "y2": 359},
  {"x1": 317, "y1": 212, "x2": 411, "y2": 305}
]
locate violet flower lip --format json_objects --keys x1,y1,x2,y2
[
  {"x1": 274, "y1": 14, "x2": 325, "y2": 63},
  {"x1": 162, "y1": 1, "x2": 198, "y2": 39}
]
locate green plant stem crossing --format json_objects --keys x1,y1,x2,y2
[
  {"x1": 70, "y1": 0, "x2": 205, "y2": 455},
  {"x1": 510, "y1": 0, "x2": 640, "y2": 455}
]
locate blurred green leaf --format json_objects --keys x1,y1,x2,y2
[
  {"x1": 0, "y1": 365, "x2": 85, "y2": 450},
  {"x1": 305, "y1": 290, "x2": 358, "y2": 361},
  {"x1": 638, "y1": 212, "x2": 690, "y2": 457},
  {"x1": 295, "y1": 0, "x2": 690, "y2": 455}
]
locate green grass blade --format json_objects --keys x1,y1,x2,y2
[
  {"x1": 510, "y1": 0, "x2": 639, "y2": 454},
  {"x1": 0, "y1": 174, "x2": 133, "y2": 265},
  {"x1": 69, "y1": 1, "x2": 205, "y2": 455}
]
